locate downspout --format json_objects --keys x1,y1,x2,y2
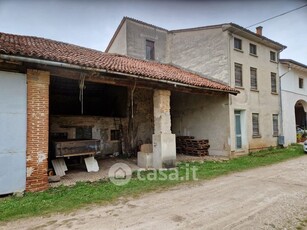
[
  {"x1": 227, "y1": 32, "x2": 234, "y2": 157},
  {"x1": 278, "y1": 55, "x2": 283, "y2": 146}
]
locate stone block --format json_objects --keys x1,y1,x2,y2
[
  {"x1": 152, "y1": 133, "x2": 176, "y2": 169},
  {"x1": 137, "y1": 152, "x2": 153, "y2": 168},
  {"x1": 140, "y1": 144, "x2": 153, "y2": 153}
]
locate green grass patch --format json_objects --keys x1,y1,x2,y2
[{"x1": 0, "y1": 144, "x2": 305, "y2": 222}]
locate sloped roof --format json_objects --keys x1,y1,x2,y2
[
  {"x1": 0, "y1": 31, "x2": 238, "y2": 94},
  {"x1": 280, "y1": 59, "x2": 307, "y2": 70}
]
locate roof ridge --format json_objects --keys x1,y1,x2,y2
[
  {"x1": 170, "y1": 23, "x2": 226, "y2": 33},
  {"x1": 123, "y1": 16, "x2": 169, "y2": 32}
]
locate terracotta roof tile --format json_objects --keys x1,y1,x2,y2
[{"x1": 0, "y1": 32, "x2": 238, "y2": 94}]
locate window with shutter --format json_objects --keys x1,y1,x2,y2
[
  {"x1": 250, "y1": 67, "x2": 257, "y2": 90},
  {"x1": 272, "y1": 114, "x2": 278, "y2": 136},
  {"x1": 271, "y1": 72, "x2": 277, "y2": 93},
  {"x1": 235, "y1": 63, "x2": 243, "y2": 87},
  {"x1": 252, "y1": 113, "x2": 260, "y2": 137}
]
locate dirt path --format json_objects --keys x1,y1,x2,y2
[{"x1": 2, "y1": 156, "x2": 307, "y2": 230}]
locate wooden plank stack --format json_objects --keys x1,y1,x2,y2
[{"x1": 176, "y1": 136, "x2": 210, "y2": 156}]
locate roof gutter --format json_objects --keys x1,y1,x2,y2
[{"x1": 0, "y1": 54, "x2": 238, "y2": 95}]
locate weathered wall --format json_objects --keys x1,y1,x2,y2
[
  {"x1": 50, "y1": 116, "x2": 127, "y2": 155},
  {"x1": 26, "y1": 69, "x2": 50, "y2": 192},
  {"x1": 108, "y1": 21, "x2": 127, "y2": 55},
  {"x1": 229, "y1": 34, "x2": 280, "y2": 153},
  {"x1": 280, "y1": 64, "x2": 307, "y2": 146},
  {"x1": 170, "y1": 28, "x2": 230, "y2": 83},
  {"x1": 129, "y1": 88, "x2": 154, "y2": 147},
  {"x1": 171, "y1": 92, "x2": 231, "y2": 156},
  {"x1": 126, "y1": 20, "x2": 168, "y2": 62},
  {"x1": 50, "y1": 88, "x2": 154, "y2": 154}
]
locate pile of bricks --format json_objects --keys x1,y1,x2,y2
[{"x1": 176, "y1": 136, "x2": 210, "y2": 156}]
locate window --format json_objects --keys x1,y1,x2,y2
[
  {"x1": 270, "y1": 51, "x2": 276, "y2": 62},
  {"x1": 252, "y1": 113, "x2": 260, "y2": 137},
  {"x1": 235, "y1": 111, "x2": 242, "y2": 149},
  {"x1": 235, "y1": 63, "x2": 243, "y2": 87},
  {"x1": 299, "y1": 78, "x2": 304, "y2": 89},
  {"x1": 146, "y1": 40, "x2": 155, "y2": 60},
  {"x1": 234, "y1": 38, "x2": 242, "y2": 50},
  {"x1": 249, "y1": 44, "x2": 257, "y2": 55},
  {"x1": 271, "y1": 72, "x2": 277, "y2": 93},
  {"x1": 272, "y1": 114, "x2": 278, "y2": 136},
  {"x1": 250, "y1": 67, "x2": 257, "y2": 90},
  {"x1": 111, "y1": 130, "x2": 120, "y2": 141}
]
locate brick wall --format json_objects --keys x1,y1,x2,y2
[{"x1": 26, "y1": 69, "x2": 50, "y2": 192}]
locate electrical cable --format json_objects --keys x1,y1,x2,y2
[{"x1": 245, "y1": 4, "x2": 307, "y2": 29}]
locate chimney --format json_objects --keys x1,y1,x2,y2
[{"x1": 256, "y1": 26, "x2": 263, "y2": 36}]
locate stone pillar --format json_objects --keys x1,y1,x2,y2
[
  {"x1": 26, "y1": 69, "x2": 50, "y2": 192},
  {"x1": 152, "y1": 90, "x2": 176, "y2": 168}
]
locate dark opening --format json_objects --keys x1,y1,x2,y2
[
  {"x1": 76, "y1": 127, "x2": 92, "y2": 139},
  {"x1": 50, "y1": 76, "x2": 128, "y2": 117},
  {"x1": 110, "y1": 130, "x2": 120, "y2": 141},
  {"x1": 295, "y1": 102, "x2": 306, "y2": 128}
]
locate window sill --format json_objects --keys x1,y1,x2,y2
[
  {"x1": 252, "y1": 135, "x2": 262, "y2": 138},
  {"x1": 249, "y1": 53, "x2": 258, "y2": 57},
  {"x1": 270, "y1": 60, "x2": 278, "y2": 64},
  {"x1": 235, "y1": 86, "x2": 244, "y2": 90},
  {"x1": 271, "y1": 92, "x2": 279, "y2": 95},
  {"x1": 234, "y1": 48, "x2": 243, "y2": 53},
  {"x1": 273, "y1": 134, "x2": 279, "y2": 137},
  {"x1": 250, "y1": 89, "x2": 259, "y2": 92}
]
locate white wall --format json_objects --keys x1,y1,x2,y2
[{"x1": 280, "y1": 64, "x2": 307, "y2": 145}]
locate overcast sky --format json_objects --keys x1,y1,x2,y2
[{"x1": 0, "y1": 0, "x2": 306, "y2": 64}]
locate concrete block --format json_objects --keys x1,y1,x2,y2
[
  {"x1": 137, "y1": 152, "x2": 153, "y2": 168},
  {"x1": 84, "y1": 156, "x2": 99, "y2": 172},
  {"x1": 152, "y1": 133, "x2": 176, "y2": 169}
]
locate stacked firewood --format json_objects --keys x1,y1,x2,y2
[{"x1": 176, "y1": 136, "x2": 210, "y2": 156}]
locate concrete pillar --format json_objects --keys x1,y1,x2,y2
[
  {"x1": 26, "y1": 69, "x2": 50, "y2": 192},
  {"x1": 152, "y1": 90, "x2": 176, "y2": 168}
]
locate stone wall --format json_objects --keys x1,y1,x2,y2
[{"x1": 50, "y1": 88, "x2": 154, "y2": 155}]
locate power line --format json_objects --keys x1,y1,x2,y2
[{"x1": 245, "y1": 3, "x2": 307, "y2": 29}]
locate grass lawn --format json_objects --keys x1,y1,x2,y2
[{"x1": 0, "y1": 144, "x2": 305, "y2": 222}]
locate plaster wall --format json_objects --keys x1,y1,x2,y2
[
  {"x1": 108, "y1": 21, "x2": 127, "y2": 55},
  {"x1": 126, "y1": 20, "x2": 168, "y2": 62},
  {"x1": 171, "y1": 92, "x2": 231, "y2": 156},
  {"x1": 280, "y1": 64, "x2": 307, "y2": 146},
  {"x1": 229, "y1": 34, "x2": 280, "y2": 153},
  {"x1": 170, "y1": 28, "x2": 230, "y2": 83}
]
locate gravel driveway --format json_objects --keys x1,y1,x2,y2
[{"x1": 2, "y1": 155, "x2": 307, "y2": 230}]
